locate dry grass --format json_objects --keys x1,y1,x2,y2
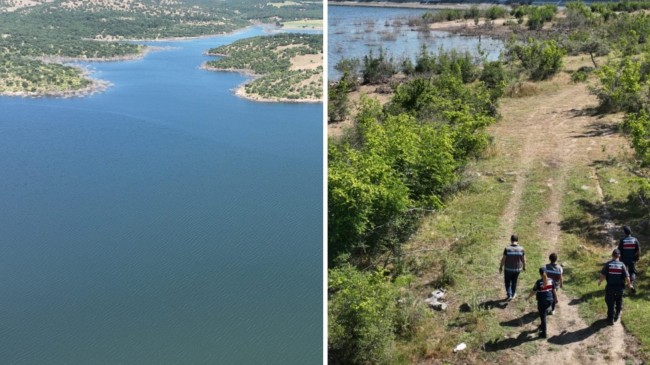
[
  {"x1": 504, "y1": 81, "x2": 541, "y2": 98},
  {"x1": 289, "y1": 53, "x2": 322, "y2": 71}
]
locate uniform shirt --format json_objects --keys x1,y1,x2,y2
[
  {"x1": 503, "y1": 244, "x2": 525, "y2": 272},
  {"x1": 532, "y1": 278, "x2": 556, "y2": 302},
  {"x1": 618, "y1": 235, "x2": 640, "y2": 263},
  {"x1": 545, "y1": 263, "x2": 563, "y2": 286},
  {"x1": 600, "y1": 260, "x2": 630, "y2": 290}
]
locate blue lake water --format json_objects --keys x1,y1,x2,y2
[
  {"x1": 0, "y1": 26, "x2": 322, "y2": 364},
  {"x1": 329, "y1": 5, "x2": 504, "y2": 79}
]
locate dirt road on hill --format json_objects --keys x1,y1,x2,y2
[{"x1": 491, "y1": 75, "x2": 632, "y2": 364}]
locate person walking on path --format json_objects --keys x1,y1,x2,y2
[
  {"x1": 598, "y1": 249, "x2": 632, "y2": 325},
  {"x1": 499, "y1": 234, "x2": 526, "y2": 301},
  {"x1": 526, "y1": 267, "x2": 558, "y2": 339},
  {"x1": 618, "y1": 225, "x2": 640, "y2": 293},
  {"x1": 545, "y1": 253, "x2": 563, "y2": 315}
]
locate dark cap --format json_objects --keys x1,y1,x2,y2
[
  {"x1": 511, "y1": 234, "x2": 518, "y2": 242},
  {"x1": 539, "y1": 267, "x2": 547, "y2": 275},
  {"x1": 612, "y1": 249, "x2": 621, "y2": 257},
  {"x1": 623, "y1": 226, "x2": 632, "y2": 235}
]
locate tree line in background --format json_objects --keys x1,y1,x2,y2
[{"x1": 328, "y1": 1, "x2": 650, "y2": 363}]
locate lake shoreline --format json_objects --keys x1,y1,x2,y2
[
  {"x1": 329, "y1": 1, "x2": 505, "y2": 10},
  {"x1": 201, "y1": 64, "x2": 321, "y2": 104},
  {"x1": 0, "y1": 47, "x2": 162, "y2": 99},
  {"x1": 3, "y1": 23, "x2": 323, "y2": 101},
  {"x1": 234, "y1": 83, "x2": 321, "y2": 103},
  {"x1": 0, "y1": 77, "x2": 111, "y2": 98}
]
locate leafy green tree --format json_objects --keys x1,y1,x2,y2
[
  {"x1": 334, "y1": 58, "x2": 361, "y2": 89},
  {"x1": 388, "y1": 72, "x2": 497, "y2": 122},
  {"x1": 507, "y1": 38, "x2": 565, "y2": 81},
  {"x1": 362, "y1": 48, "x2": 396, "y2": 85},
  {"x1": 623, "y1": 110, "x2": 650, "y2": 166},
  {"x1": 328, "y1": 73, "x2": 350, "y2": 123},
  {"x1": 328, "y1": 122, "x2": 412, "y2": 261},
  {"x1": 563, "y1": 1, "x2": 595, "y2": 29},
  {"x1": 486, "y1": 5, "x2": 508, "y2": 20},
  {"x1": 328, "y1": 265, "x2": 399, "y2": 365},
  {"x1": 480, "y1": 60, "x2": 507, "y2": 100},
  {"x1": 414, "y1": 47, "x2": 478, "y2": 83},
  {"x1": 593, "y1": 57, "x2": 645, "y2": 113}
]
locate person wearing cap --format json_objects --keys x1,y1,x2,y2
[
  {"x1": 526, "y1": 267, "x2": 558, "y2": 339},
  {"x1": 598, "y1": 249, "x2": 632, "y2": 325},
  {"x1": 544, "y1": 253, "x2": 563, "y2": 315},
  {"x1": 618, "y1": 225, "x2": 640, "y2": 293},
  {"x1": 499, "y1": 234, "x2": 526, "y2": 301}
]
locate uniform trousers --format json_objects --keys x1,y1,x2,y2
[
  {"x1": 605, "y1": 288, "x2": 624, "y2": 320},
  {"x1": 504, "y1": 271, "x2": 520, "y2": 298},
  {"x1": 537, "y1": 299, "x2": 553, "y2": 334}
]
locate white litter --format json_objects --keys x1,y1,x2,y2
[{"x1": 453, "y1": 343, "x2": 466, "y2": 353}]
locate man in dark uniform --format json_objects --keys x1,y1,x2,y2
[
  {"x1": 618, "y1": 225, "x2": 640, "y2": 293},
  {"x1": 499, "y1": 234, "x2": 526, "y2": 301},
  {"x1": 598, "y1": 249, "x2": 632, "y2": 325}
]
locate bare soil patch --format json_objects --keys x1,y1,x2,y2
[
  {"x1": 0, "y1": 0, "x2": 53, "y2": 12},
  {"x1": 289, "y1": 53, "x2": 322, "y2": 71},
  {"x1": 328, "y1": 83, "x2": 394, "y2": 138}
]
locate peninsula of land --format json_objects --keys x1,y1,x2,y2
[
  {"x1": 204, "y1": 33, "x2": 323, "y2": 103},
  {"x1": 0, "y1": 0, "x2": 322, "y2": 98}
]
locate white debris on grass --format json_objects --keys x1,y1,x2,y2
[
  {"x1": 453, "y1": 343, "x2": 467, "y2": 353},
  {"x1": 425, "y1": 288, "x2": 447, "y2": 311}
]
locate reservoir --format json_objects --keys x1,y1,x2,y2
[
  {"x1": 0, "y1": 27, "x2": 322, "y2": 364},
  {"x1": 329, "y1": 5, "x2": 504, "y2": 79}
]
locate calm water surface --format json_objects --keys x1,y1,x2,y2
[
  {"x1": 329, "y1": 5, "x2": 504, "y2": 79},
  {"x1": 0, "y1": 27, "x2": 322, "y2": 364}
]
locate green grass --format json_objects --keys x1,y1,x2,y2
[
  {"x1": 393, "y1": 149, "x2": 524, "y2": 363},
  {"x1": 560, "y1": 161, "x2": 650, "y2": 360},
  {"x1": 512, "y1": 164, "x2": 557, "y2": 272}
]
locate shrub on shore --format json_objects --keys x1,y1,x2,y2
[{"x1": 506, "y1": 38, "x2": 565, "y2": 81}]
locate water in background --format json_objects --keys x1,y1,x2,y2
[
  {"x1": 0, "y1": 26, "x2": 322, "y2": 365},
  {"x1": 329, "y1": 5, "x2": 504, "y2": 80}
]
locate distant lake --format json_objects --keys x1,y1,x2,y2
[
  {"x1": 328, "y1": 5, "x2": 504, "y2": 79},
  {"x1": 0, "y1": 27, "x2": 322, "y2": 365}
]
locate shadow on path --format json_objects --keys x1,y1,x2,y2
[
  {"x1": 571, "y1": 120, "x2": 618, "y2": 138},
  {"x1": 567, "y1": 290, "x2": 601, "y2": 306},
  {"x1": 484, "y1": 330, "x2": 539, "y2": 352},
  {"x1": 499, "y1": 311, "x2": 538, "y2": 327},
  {"x1": 479, "y1": 298, "x2": 509, "y2": 310},
  {"x1": 547, "y1": 319, "x2": 608, "y2": 345},
  {"x1": 459, "y1": 298, "x2": 509, "y2": 313}
]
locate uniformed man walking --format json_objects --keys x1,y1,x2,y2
[
  {"x1": 499, "y1": 234, "x2": 526, "y2": 301},
  {"x1": 618, "y1": 225, "x2": 640, "y2": 293},
  {"x1": 598, "y1": 249, "x2": 632, "y2": 325},
  {"x1": 545, "y1": 253, "x2": 563, "y2": 315}
]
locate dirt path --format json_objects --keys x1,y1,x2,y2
[{"x1": 491, "y1": 77, "x2": 631, "y2": 364}]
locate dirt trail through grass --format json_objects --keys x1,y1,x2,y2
[{"x1": 492, "y1": 77, "x2": 631, "y2": 364}]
